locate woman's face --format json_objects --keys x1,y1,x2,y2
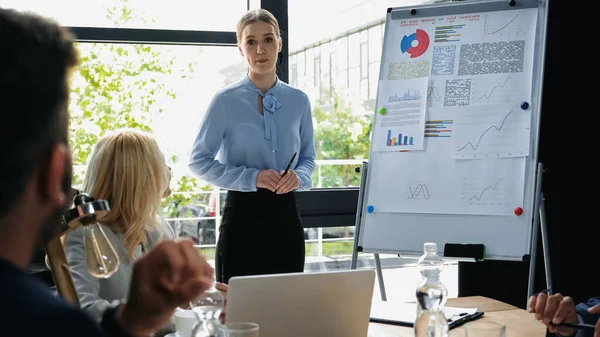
[{"x1": 238, "y1": 21, "x2": 281, "y2": 76}]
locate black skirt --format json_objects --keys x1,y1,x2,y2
[{"x1": 215, "y1": 189, "x2": 305, "y2": 283}]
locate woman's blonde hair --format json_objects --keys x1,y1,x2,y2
[
  {"x1": 236, "y1": 9, "x2": 281, "y2": 43},
  {"x1": 82, "y1": 129, "x2": 169, "y2": 258}
]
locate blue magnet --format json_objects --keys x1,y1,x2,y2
[
  {"x1": 366, "y1": 205, "x2": 374, "y2": 213},
  {"x1": 520, "y1": 102, "x2": 529, "y2": 110}
]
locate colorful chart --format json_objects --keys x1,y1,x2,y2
[
  {"x1": 400, "y1": 29, "x2": 430, "y2": 58},
  {"x1": 386, "y1": 129, "x2": 415, "y2": 147},
  {"x1": 425, "y1": 120, "x2": 453, "y2": 138}
]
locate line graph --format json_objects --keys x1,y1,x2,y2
[
  {"x1": 462, "y1": 178, "x2": 510, "y2": 206},
  {"x1": 427, "y1": 86, "x2": 441, "y2": 101},
  {"x1": 470, "y1": 74, "x2": 523, "y2": 105},
  {"x1": 467, "y1": 178, "x2": 502, "y2": 202},
  {"x1": 476, "y1": 76, "x2": 511, "y2": 100},
  {"x1": 426, "y1": 80, "x2": 446, "y2": 108},
  {"x1": 452, "y1": 106, "x2": 531, "y2": 159},
  {"x1": 457, "y1": 111, "x2": 512, "y2": 152},
  {"x1": 486, "y1": 14, "x2": 519, "y2": 35},
  {"x1": 407, "y1": 182, "x2": 432, "y2": 200},
  {"x1": 483, "y1": 11, "x2": 529, "y2": 37}
]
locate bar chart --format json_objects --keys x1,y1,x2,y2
[
  {"x1": 425, "y1": 120, "x2": 453, "y2": 138},
  {"x1": 386, "y1": 129, "x2": 415, "y2": 146},
  {"x1": 434, "y1": 24, "x2": 465, "y2": 43}
]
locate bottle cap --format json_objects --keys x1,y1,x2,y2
[{"x1": 424, "y1": 242, "x2": 437, "y2": 253}]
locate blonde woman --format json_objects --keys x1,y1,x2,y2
[
  {"x1": 189, "y1": 9, "x2": 316, "y2": 283},
  {"x1": 65, "y1": 129, "x2": 175, "y2": 323}
]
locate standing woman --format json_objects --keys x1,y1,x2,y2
[{"x1": 189, "y1": 9, "x2": 316, "y2": 283}]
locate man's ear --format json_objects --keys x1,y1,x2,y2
[{"x1": 41, "y1": 144, "x2": 68, "y2": 208}]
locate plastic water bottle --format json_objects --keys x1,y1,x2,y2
[
  {"x1": 191, "y1": 276, "x2": 225, "y2": 337},
  {"x1": 414, "y1": 242, "x2": 449, "y2": 337}
]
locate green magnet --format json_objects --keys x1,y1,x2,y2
[{"x1": 378, "y1": 107, "x2": 387, "y2": 115}]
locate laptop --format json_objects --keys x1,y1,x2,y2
[{"x1": 226, "y1": 269, "x2": 376, "y2": 337}]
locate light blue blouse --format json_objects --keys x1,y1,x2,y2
[{"x1": 189, "y1": 75, "x2": 316, "y2": 192}]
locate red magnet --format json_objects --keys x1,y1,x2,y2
[{"x1": 514, "y1": 207, "x2": 523, "y2": 216}]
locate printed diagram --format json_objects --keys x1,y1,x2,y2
[
  {"x1": 461, "y1": 178, "x2": 508, "y2": 206},
  {"x1": 427, "y1": 84, "x2": 444, "y2": 108},
  {"x1": 434, "y1": 25, "x2": 465, "y2": 43},
  {"x1": 470, "y1": 74, "x2": 523, "y2": 105},
  {"x1": 407, "y1": 182, "x2": 432, "y2": 200},
  {"x1": 484, "y1": 12, "x2": 528, "y2": 37},
  {"x1": 425, "y1": 119, "x2": 453, "y2": 138},
  {"x1": 374, "y1": 77, "x2": 428, "y2": 152},
  {"x1": 452, "y1": 107, "x2": 531, "y2": 159},
  {"x1": 400, "y1": 29, "x2": 430, "y2": 58},
  {"x1": 427, "y1": 85, "x2": 441, "y2": 102}
]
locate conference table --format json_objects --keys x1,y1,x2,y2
[{"x1": 367, "y1": 296, "x2": 546, "y2": 337}]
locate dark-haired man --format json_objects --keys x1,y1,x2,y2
[{"x1": 0, "y1": 7, "x2": 213, "y2": 337}]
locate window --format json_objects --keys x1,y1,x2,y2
[
  {"x1": 360, "y1": 42, "x2": 369, "y2": 79},
  {"x1": 369, "y1": 25, "x2": 382, "y2": 63},
  {"x1": 314, "y1": 55, "x2": 321, "y2": 90},
  {"x1": 12, "y1": 0, "x2": 459, "y2": 294},
  {"x1": 291, "y1": 60, "x2": 298, "y2": 87},
  {"x1": 348, "y1": 33, "x2": 360, "y2": 68},
  {"x1": 5, "y1": 0, "x2": 259, "y2": 31},
  {"x1": 337, "y1": 38, "x2": 348, "y2": 71},
  {"x1": 288, "y1": 0, "x2": 458, "y2": 301},
  {"x1": 69, "y1": 43, "x2": 246, "y2": 259}
]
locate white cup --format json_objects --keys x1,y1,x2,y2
[{"x1": 174, "y1": 309, "x2": 197, "y2": 337}]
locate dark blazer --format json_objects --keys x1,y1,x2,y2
[{"x1": 0, "y1": 258, "x2": 104, "y2": 337}]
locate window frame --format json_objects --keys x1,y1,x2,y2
[{"x1": 66, "y1": 0, "x2": 359, "y2": 230}]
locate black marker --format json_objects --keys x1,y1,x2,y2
[
  {"x1": 448, "y1": 311, "x2": 484, "y2": 329},
  {"x1": 283, "y1": 152, "x2": 297, "y2": 176}
]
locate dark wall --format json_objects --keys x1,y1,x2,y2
[
  {"x1": 537, "y1": 0, "x2": 597, "y2": 305},
  {"x1": 459, "y1": 0, "x2": 598, "y2": 308}
]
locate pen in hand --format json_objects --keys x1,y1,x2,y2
[
  {"x1": 532, "y1": 287, "x2": 552, "y2": 296},
  {"x1": 552, "y1": 322, "x2": 596, "y2": 331},
  {"x1": 282, "y1": 152, "x2": 297, "y2": 177}
]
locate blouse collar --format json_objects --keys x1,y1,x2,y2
[
  {"x1": 241, "y1": 74, "x2": 282, "y2": 152},
  {"x1": 241, "y1": 74, "x2": 282, "y2": 96}
]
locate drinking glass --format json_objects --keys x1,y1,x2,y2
[
  {"x1": 464, "y1": 321, "x2": 506, "y2": 337},
  {"x1": 217, "y1": 322, "x2": 259, "y2": 337}
]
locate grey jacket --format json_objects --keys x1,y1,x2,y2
[{"x1": 65, "y1": 220, "x2": 175, "y2": 323}]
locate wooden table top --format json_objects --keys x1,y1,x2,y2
[
  {"x1": 368, "y1": 296, "x2": 545, "y2": 337},
  {"x1": 446, "y1": 296, "x2": 519, "y2": 312}
]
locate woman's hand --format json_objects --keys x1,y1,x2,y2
[
  {"x1": 256, "y1": 169, "x2": 281, "y2": 192},
  {"x1": 276, "y1": 170, "x2": 300, "y2": 194}
]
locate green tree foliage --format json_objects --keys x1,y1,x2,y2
[
  {"x1": 68, "y1": 0, "x2": 373, "y2": 238},
  {"x1": 67, "y1": 0, "x2": 209, "y2": 219},
  {"x1": 311, "y1": 88, "x2": 373, "y2": 188}
]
